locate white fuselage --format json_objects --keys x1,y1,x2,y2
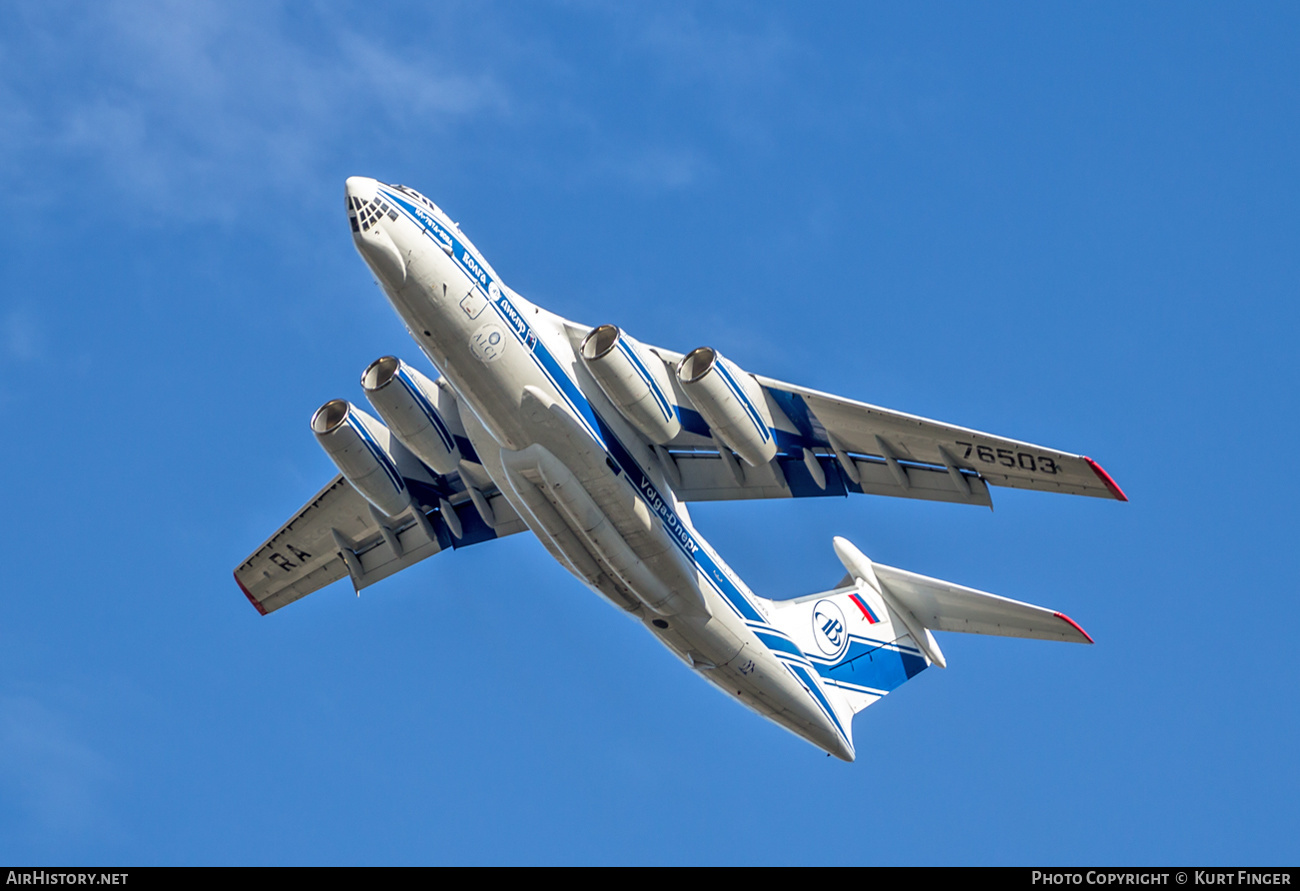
[{"x1": 346, "y1": 176, "x2": 856, "y2": 760}]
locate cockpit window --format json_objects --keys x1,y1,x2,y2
[
  {"x1": 353, "y1": 195, "x2": 397, "y2": 233},
  {"x1": 390, "y1": 184, "x2": 440, "y2": 216}
]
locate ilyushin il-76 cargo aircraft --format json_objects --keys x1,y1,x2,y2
[{"x1": 235, "y1": 177, "x2": 1127, "y2": 761}]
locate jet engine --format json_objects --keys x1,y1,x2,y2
[
  {"x1": 676, "y1": 347, "x2": 776, "y2": 467},
  {"x1": 579, "y1": 325, "x2": 681, "y2": 444},
  {"x1": 360, "y1": 356, "x2": 463, "y2": 476},
  {"x1": 310, "y1": 399, "x2": 413, "y2": 518}
]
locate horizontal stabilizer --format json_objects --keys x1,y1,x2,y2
[
  {"x1": 765, "y1": 537, "x2": 1093, "y2": 724},
  {"x1": 872, "y1": 562, "x2": 1093, "y2": 643},
  {"x1": 833, "y1": 537, "x2": 1092, "y2": 644}
]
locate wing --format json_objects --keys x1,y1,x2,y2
[
  {"x1": 741, "y1": 373, "x2": 1128, "y2": 503},
  {"x1": 234, "y1": 473, "x2": 525, "y2": 615},
  {"x1": 563, "y1": 323, "x2": 1126, "y2": 507}
]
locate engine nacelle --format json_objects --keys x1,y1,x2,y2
[
  {"x1": 311, "y1": 399, "x2": 414, "y2": 517},
  {"x1": 579, "y1": 325, "x2": 681, "y2": 444},
  {"x1": 676, "y1": 347, "x2": 776, "y2": 467},
  {"x1": 360, "y1": 356, "x2": 463, "y2": 476}
]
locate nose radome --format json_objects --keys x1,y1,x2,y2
[
  {"x1": 346, "y1": 176, "x2": 406, "y2": 286},
  {"x1": 345, "y1": 176, "x2": 379, "y2": 206}
]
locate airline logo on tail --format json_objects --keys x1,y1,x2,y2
[{"x1": 812, "y1": 600, "x2": 849, "y2": 658}]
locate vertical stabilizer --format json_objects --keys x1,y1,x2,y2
[{"x1": 766, "y1": 575, "x2": 931, "y2": 720}]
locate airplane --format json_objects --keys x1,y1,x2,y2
[{"x1": 234, "y1": 176, "x2": 1127, "y2": 762}]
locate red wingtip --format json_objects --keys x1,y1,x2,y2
[
  {"x1": 1083, "y1": 456, "x2": 1128, "y2": 502},
  {"x1": 1054, "y1": 611, "x2": 1094, "y2": 644},
  {"x1": 234, "y1": 571, "x2": 268, "y2": 616}
]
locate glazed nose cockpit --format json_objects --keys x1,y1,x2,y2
[
  {"x1": 345, "y1": 176, "x2": 406, "y2": 286},
  {"x1": 346, "y1": 177, "x2": 397, "y2": 234}
]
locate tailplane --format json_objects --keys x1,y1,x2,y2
[{"x1": 766, "y1": 537, "x2": 1093, "y2": 720}]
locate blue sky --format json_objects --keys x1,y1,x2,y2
[{"x1": 1, "y1": 1, "x2": 1297, "y2": 865}]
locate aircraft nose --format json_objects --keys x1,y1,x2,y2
[
  {"x1": 345, "y1": 175, "x2": 379, "y2": 203},
  {"x1": 345, "y1": 176, "x2": 380, "y2": 224},
  {"x1": 345, "y1": 176, "x2": 406, "y2": 285}
]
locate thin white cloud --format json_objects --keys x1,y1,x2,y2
[
  {"x1": 0, "y1": 0, "x2": 510, "y2": 221},
  {"x1": 0, "y1": 3, "x2": 831, "y2": 209}
]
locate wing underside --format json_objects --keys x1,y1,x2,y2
[
  {"x1": 563, "y1": 325, "x2": 1125, "y2": 507},
  {"x1": 756, "y1": 377, "x2": 1126, "y2": 501},
  {"x1": 234, "y1": 473, "x2": 523, "y2": 615}
]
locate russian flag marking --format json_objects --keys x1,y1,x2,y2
[{"x1": 849, "y1": 593, "x2": 879, "y2": 624}]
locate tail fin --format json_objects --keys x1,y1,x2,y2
[
  {"x1": 766, "y1": 537, "x2": 1093, "y2": 719},
  {"x1": 767, "y1": 575, "x2": 931, "y2": 719}
]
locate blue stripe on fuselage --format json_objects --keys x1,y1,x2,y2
[
  {"x1": 810, "y1": 636, "x2": 929, "y2": 694},
  {"x1": 753, "y1": 628, "x2": 807, "y2": 661}
]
